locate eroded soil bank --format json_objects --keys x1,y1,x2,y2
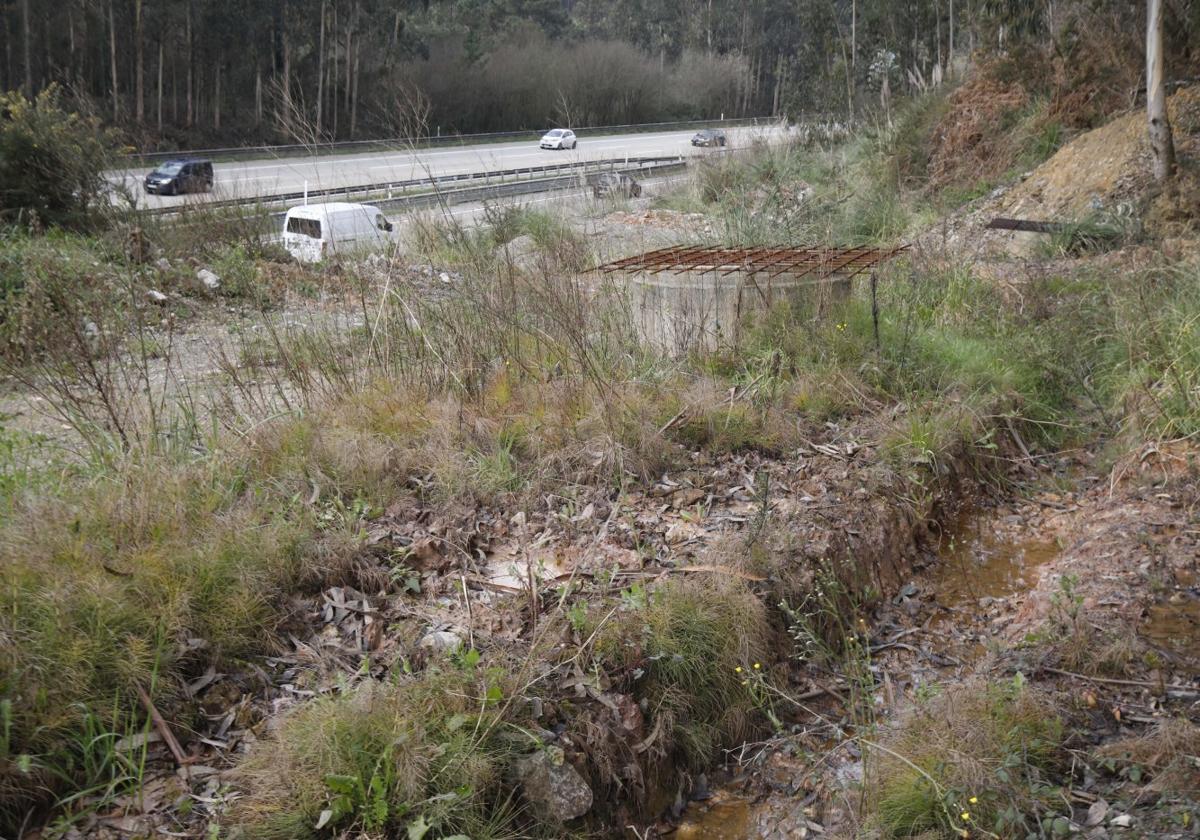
[{"x1": 668, "y1": 442, "x2": 1200, "y2": 839}]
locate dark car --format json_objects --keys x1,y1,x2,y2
[
  {"x1": 690, "y1": 129, "x2": 727, "y2": 147},
  {"x1": 591, "y1": 171, "x2": 642, "y2": 199},
  {"x1": 144, "y1": 158, "x2": 214, "y2": 195}
]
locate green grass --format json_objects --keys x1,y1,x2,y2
[
  {"x1": 232, "y1": 668, "x2": 537, "y2": 839},
  {"x1": 869, "y1": 678, "x2": 1067, "y2": 838},
  {"x1": 596, "y1": 578, "x2": 771, "y2": 770}
]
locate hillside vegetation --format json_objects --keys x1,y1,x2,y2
[{"x1": 1, "y1": 8, "x2": 1200, "y2": 840}]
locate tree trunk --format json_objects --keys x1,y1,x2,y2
[
  {"x1": 2, "y1": 7, "x2": 10, "y2": 93},
  {"x1": 706, "y1": 0, "x2": 712, "y2": 52},
  {"x1": 316, "y1": 0, "x2": 326, "y2": 133},
  {"x1": 1147, "y1": 0, "x2": 1176, "y2": 181},
  {"x1": 282, "y1": 20, "x2": 293, "y2": 138},
  {"x1": 331, "y1": 2, "x2": 339, "y2": 138},
  {"x1": 851, "y1": 0, "x2": 856, "y2": 77},
  {"x1": 255, "y1": 64, "x2": 262, "y2": 126},
  {"x1": 350, "y1": 46, "x2": 360, "y2": 137},
  {"x1": 20, "y1": 0, "x2": 32, "y2": 95},
  {"x1": 214, "y1": 59, "x2": 221, "y2": 130},
  {"x1": 937, "y1": 0, "x2": 943, "y2": 70},
  {"x1": 345, "y1": 2, "x2": 356, "y2": 112},
  {"x1": 68, "y1": 6, "x2": 77, "y2": 84},
  {"x1": 135, "y1": 0, "x2": 144, "y2": 123},
  {"x1": 157, "y1": 39, "x2": 163, "y2": 132},
  {"x1": 108, "y1": 0, "x2": 119, "y2": 122},
  {"x1": 186, "y1": 0, "x2": 194, "y2": 127},
  {"x1": 948, "y1": 0, "x2": 955, "y2": 75}
]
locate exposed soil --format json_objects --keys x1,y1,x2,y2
[
  {"x1": 667, "y1": 440, "x2": 1200, "y2": 839},
  {"x1": 920, "y1": 86, "x2": 1200, "y2": 258}
]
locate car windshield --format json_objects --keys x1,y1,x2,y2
[
  {"x1": 153, "y1": 162, "x2": 184, "y2": 176},
  {"x1": 546, "y1": 130, "x2": 563, "y2": 137}
]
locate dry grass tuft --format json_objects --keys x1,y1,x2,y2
[
  {"x1": 232, "y1": 669, "x2": 536, "y2": 839},
  {"x1": 1097, "y1": 718, "x2": 1200, "y2": 796},
  {"x1": 595, "y1": 577, "x2": 772, "y2": 771},
  {"x1": 866, "y1": 678, "x2": 1066, "y2": 838}
]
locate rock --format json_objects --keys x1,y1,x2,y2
[
  {"x1": 146, "y1": 289, "x2": 168, "y2": 304},
  {"x1": 1108, "y1": 814, "x2": 1133, "y2": 828},
  {"x1": 155, "y1": 257, "x2": 171, "y2": 272},
  {"x1": 196, "y1": 268, "x2": 221, "y2": 291},
  {"x1": 665, "y1": 522, "x2": 692, "y2": 544},
  {"x1": 1086, "y1": 800, "x2": 1109, "y2": 827},
  {"x1": 83, "y1": 321, "x2": 100, "y2": 342},
  {"x1": 515, "y1": 746, "x2": 593, "y2": 822},
  {"x1": 418, "y1": 627, "x2": 466, "y2": 654}
]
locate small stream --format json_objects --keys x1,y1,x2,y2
[
  {"x1": 929, "y1": 505, "x2": 1061, "y2": 612},
  {"x1": 669, "y1": 504, "x2": 1063, "y2": 838}
]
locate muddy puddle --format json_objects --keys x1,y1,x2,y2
[
  {"x1": 1143, "y1": 571, "x2": 1200, "y2": 658},
  {"x1": 674, "y1": 794, "x2": 753, "y2": 839},
  {"x1": 930, "y1": 506, "x2": 1061, "y2": 611}
]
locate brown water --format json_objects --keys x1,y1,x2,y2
[
  {"x1": 1143, "y1": 570, "x2": 1200, "y2": 659},
  {"x1": 674, "y1": 795, "x2": 753, "y2": 839},
  {"x1": 932, "y1": 508, "x2": 1061, "y2": 609}
]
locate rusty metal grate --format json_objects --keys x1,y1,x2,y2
[{"x1": 596, "y1": 244, "x2": 909, "y2": 279}]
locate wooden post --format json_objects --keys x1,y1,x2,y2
[{"x1": 870, "y1": 273, "x2": 880, "y2": 351}]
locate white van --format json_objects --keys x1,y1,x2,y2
[{"x1": 282, "y1": 202, "x2": 394, "y2": 262}]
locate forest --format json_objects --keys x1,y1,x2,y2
[{"x1": 2, "y1": 0, "x2": 1188, "y2": 149}]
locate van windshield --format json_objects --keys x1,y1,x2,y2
[
  {"x1": 153, "y1": 162, "x2": 184, "y2": 176},
  {"x1": 287, "y1": 216, "x2": 321, "y2": 239}
]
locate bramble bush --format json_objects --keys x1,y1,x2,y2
[{"x1": 0, "y1": 85, "x2": 118, "y2": 230}]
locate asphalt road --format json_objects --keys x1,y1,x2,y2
[{"x1": 112, "y1": 126, "x2": 783, "y2": 208}]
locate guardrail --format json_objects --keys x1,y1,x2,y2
[
  {"x1": 366, "y1": 157, "x2": 688, "y2": 216},
  {"x1": 141, "y1": 155, "x2": 687, "y2": 217},
  {"x1": 124, "y1": 116, "x2": 783, "y2": 165}
]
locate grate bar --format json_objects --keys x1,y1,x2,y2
[{"x1": 597, "y1": 244, "x2": 909, "y2": 277}]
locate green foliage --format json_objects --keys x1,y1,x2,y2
[
  {"x1": 233, "y1": 672, "x2": 532, "y2": 839},
  {"x1": 0, "y1": 87, "x2": 117, "y2": 230}
]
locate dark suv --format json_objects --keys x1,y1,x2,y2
[
  {"x1": 690, "y1": 129, "x2": 727, "y2": 147},
  {"x1": 143, "y1": 158, "x2": 214, "y2": 195}
]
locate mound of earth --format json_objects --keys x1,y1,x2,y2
[
  {"x1": 924, "y1": 85, "x2": 1200, "y2": 256},
  {"x1": 1002, "y1": 85, "x2": 1200, "y2": 222}
]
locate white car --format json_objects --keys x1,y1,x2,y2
[
  {"x1": 540, "y1": 128, "x2": 577, "y2": 150},
  {"x1": 282, "y1": 202, "x2": 394, "y2": 263}
]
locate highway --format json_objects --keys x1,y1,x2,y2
[{"x1": 112, "y1": 125, "x2": 783, "y2": 208}]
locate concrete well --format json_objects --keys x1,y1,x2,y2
[{"x1": 627, "y1": 269, "x2": 851, "y2": 354}]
